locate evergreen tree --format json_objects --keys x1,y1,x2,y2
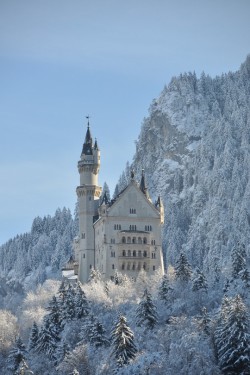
[
  {"x1": 55, "y1": 339, "x2": 70, "y2": 365},
  {"x1": 74, "y1": 282, "x2": 89, "y2": 319},
  {"x1": 62, "y1": 283, "x2": 76, "y2": 321},
  {"x1": 231, "y1": 242, "x2": 247, "y2": 279},
  {"x1": 28, "y1": 321, "x2": 39, "y2": 352},
  {"x1": 45, "y1": 295, "x2": 63, "y2": 333},
  {"x1": 136, "y1": 289, "x2": 158, "y2": 329},
  {"x1": 111, "y1": 315, "x2": 137, "y2": 367},
  {"x1": 100, "y1": 182, "x2": 111, "y2": 202},
  {"x1": 87, "y1": 318, "x2": 110, "y2": 348},
  {"x1": 192, "y1": 268, "x2": 208, "y2": 292},
  {"x1": 198, "y1": 307, "x2": 211, "y2": 335},
  {"x1": 35, "y1": 319, "x2": 60, "y2": 360},
  {"x1": 215, "y1": 295, "x2": 250, "y2": 374},
  {"x1": 58, "y1": 280, "x2": 68, "y2": 306},
  {"x1": 7, "y1": 336, "x2": 27, "y2": 373},
  {"x1": 158, "y1": 274, "x2": 173, "y2": 303},
  {"x1": 175, "y1": 253, "x2": 192, "y2": 282}
]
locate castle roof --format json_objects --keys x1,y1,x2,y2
[{"x1": 82, "y1": 124, "x2": 93, "y2": 155}]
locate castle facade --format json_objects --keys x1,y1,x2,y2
[{"x1": 75, "y1": 123, "x2": 164, "y2": 283}]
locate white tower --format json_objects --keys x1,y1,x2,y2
[{"x1": 76, "y1": 120, "x2": 101, "y2": 283}]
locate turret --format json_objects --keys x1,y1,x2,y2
[{"x1": 76, "y1": 119, "x2": 102, "y2": 283}]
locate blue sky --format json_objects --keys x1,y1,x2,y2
[{"x1": 0, "y1": 0, "x2": 250, "y2": 244}]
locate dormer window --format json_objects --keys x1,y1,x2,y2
[{"x1": 130, "y1": 208, "x2": 136, "y2": 214}]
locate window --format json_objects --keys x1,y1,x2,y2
[
  {"x1": 132, "y1": 263, "x2": 135, "y2": 270},
  {"x1": 128, "y1": 250, "x2": 131, "y2": 257},
  {"x1": 151, "y1": 253, "x2": 156, "y2": 259},
  {"x1": 130, "y1": 208, "x2": 136, "y2": 214},
  {"x1": 129, "y1": 225, "x2": 137, "y2": 231},
  {"x1": 122, "y1": 237, "x2": 126, "y2": 243},
  {"x1": 122, "y1": 264, "x2": 125, "y2": 270},
  {"x1": 133, "y1": 250, "x2": 136, "y2": 257},
  {"x1": 153, "y1": 265, "x2": 156, "y2": 271},
  {"x1": 138, "y1": 237, "x2": 142, "y2": 244},
  {"x1": 145, "y1": 225, "x2": 152, "y2": 231},
  {"x1": 111, "y1": 251, "x2": 115, "y2": 257},
  {"x1": 151, "y1": 239, "x2": 155, "y2": 245},
  {"x1": 127, "y1": 237, "x2": 131, "y2": 244},
  {"x1": 143, "y1": 237, "x2": 147, "y2": 244},
  {"x1": 132, "y1": 237, "x2": 136, "y2": 244},
  {"x1": 83, "y1": 254, "x2": 85, "y2": 258},
  {"x1": 112, "y1": 264, "x2": 115, "y2": 270},
  {"x1": 122, "y1": 250, "x2": 126, "y2": 257},
  {"x1": 138, "y1": 263, "x2": 141, "y2": 271},
  {"x1": 114, "y1": 224, "x2": 121, "y2": 230},
  {"x1": 138, "y1": 250, "x2": 142, "y2": 257},
  {"x1": 127, "y1": 263, "x2": 130, "y2": 270},
  {"x1": 111, "y1": 238, "x2": 115, "y2": 244},
  {"x1": 143, "y1": 250, "x2": 147, "y2": 257},
  {"x1": 143, "y1": 262, "x2": 146, "y2": 270}
]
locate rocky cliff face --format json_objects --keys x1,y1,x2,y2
[{"x1": 119, "y1": 56, "x2": 250, "y2": 280}]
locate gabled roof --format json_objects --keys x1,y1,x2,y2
[{"x1": 107, "y1": 179, "x2": 161, "y2": 218}]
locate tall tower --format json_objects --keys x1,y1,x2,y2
[{"x1": 76, "y1": 120, "x2": 102, "y2": 283}]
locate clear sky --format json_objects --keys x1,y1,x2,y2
[{"x1": 0, "y1": 0, "x2": 249, "y2": 244}]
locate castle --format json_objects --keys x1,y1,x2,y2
[{"x1": 74, "y1": 122, "x2": 165, "y2": 283}]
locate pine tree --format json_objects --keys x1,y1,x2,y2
[
  {"x1": 136, "y1": 289, "x2": 158, "y2": 329},
  {"x1": 111, "y1": 315, "x2": 137, "y2": 367},
  {"x1": 74, "y1": 282, "x2": 89, "y2": 319},
  {"x1": 58, "y1": 280, "x2": 68, "y2": 306},
  {"x1": 62, "y1": 283, "x2": 76, "y2": 321},
  {"x1": 88, "y1": 319, "x2": 110, "y2": 348},
  {"x1": 192, "y1": 268, "x2": 208, "y2": 292},
  {"x1": 215, "y1": 295, "x2": 250, "y2": 374},
  {"x1": 175, "y1": 253, "x2": 192, "y2": 282},
  {"x1": 231, "y1": 242, "x2": 247, "y2": 279},
  {"x1": 35, "y1": 319, "x2": 60, "y2": 360},
  {"x1": 158, "y1": 274, "x2": 173, "y2": 303},
  {"x1": 45, "y1": 295, "x2": 63, "y2": 333},
  {"x1": 55, "y1": 339, "x2": 70, "y2": 365},
  {"x1": 28, "y1": 321, "x2": 39, "y2": 352},
  {"x1": 7, "y1": 336, "x2": 27, "y2": 373}
]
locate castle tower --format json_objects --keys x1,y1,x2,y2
[{"x1": 76, "y1": 120, "x2": 102, "y2": 283}]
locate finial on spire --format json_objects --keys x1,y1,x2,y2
[{"x1": 86, "y1": 115, "x2": 90, "y2": 128}]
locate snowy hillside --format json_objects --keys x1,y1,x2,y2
[{"x1": 116, "y1": 56, "x2": 250, "y2": 281}]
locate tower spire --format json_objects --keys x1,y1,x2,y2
[
  {"x1": 140, "y1": 169, "x2": 149, "y2": 198},
  {"x1": 82, "y1": 116, "x2": 93, "y2": 155}
]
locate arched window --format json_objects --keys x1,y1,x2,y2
[
  {"x1": 132, "y1": 237, "x2": 136, "y2": 244},
  {"x1": 122, "y1": 250, "x2": 126, "y2": 257},
  {"x1": 122, "y1": 237, "x2": 126, "y2": 244},
  {"x1": 143, "y1": 237, "x2": 147, "y2": 244},
  {"x1": 143, "y1": 262, "x2": 146, "y2": 270},
  {"x1": 138, "y1": 250, "x2": 142, "y2": 257},
  {"x1": 138, "y1": 237, "x2": 142, "y2": 244},
  {"x1": 127, "y1": 237, "x2": 131, "y2": 244},
  {"x1": 133, "y1": 250, "x2": 136, "y2": 257},
  {"x1": 127, "y1": 263, "x2": 130, "y2": 270},
  {"x1": 128, "y1": 250, "x2": 131, "y2": 257},
  {"x1": 143, "y1": 250, "x2": 147, "y2": 257},
  {"x1": 122, "y1": 263, "x2": 125, "y2": 270}
]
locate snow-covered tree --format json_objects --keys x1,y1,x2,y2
[
  {"x1": 111, "y1": 315, "x2": 137, "y2": 367},
  {"x1": 175, "y1": 253, "x2": 192, "y2": 282},
  {"x1": 62, "y1": 283, "x2": 76, "y2": 322},
  {"x1": 215, "y1": 295, "x2": 250, "y2": 374},
  {"x1": 35, "y1": 319, "x2": 60, "y2": 360},
  {"x1": 45, "y1": 295, "x2": 63, "y2": 334},
  {"x1": 136, "y1": 289, "x2": 158, "y2": 329},
  {"x1": 231, "y1": 242, "x2": 247, "y2": 279},
  {"x1": 7, "y1": 336, "x2": 27, "y2": 373},
  {"x1": 28, "y1": 321, "x2": 39, "y2": 352},
  {"x1": 158, "y1": 274, "x2": 173, "y2": 304},
  {"x1": 74, "y1": 283, "x2": 89, "y2": 319},
  {"x1": 192, "y1": 268, "x2": 208, "y2": 292}
]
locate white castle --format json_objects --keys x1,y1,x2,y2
[{"x1": 74, "y1": 122, "x2": 165, "y2": 283}]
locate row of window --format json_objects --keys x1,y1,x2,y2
[
  {"x1": 120, "y1": 263, "x2": 156, "y2": 271},
  {"x1": 113, "y1": 224, "x2": 153, "y2": 232},
  {"x1": 129, "y1": 208, "x2": 136, "y2": 214},
  {"x1": 122, "y1": 236, "x2": 147, "y2": 244},
  {"x1": 122, "y1": 249, "x2": 148, "y2": 257}
]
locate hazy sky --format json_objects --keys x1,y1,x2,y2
[{"x1": 0, "y1": 0, "x2": 250, "y2": 244}]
